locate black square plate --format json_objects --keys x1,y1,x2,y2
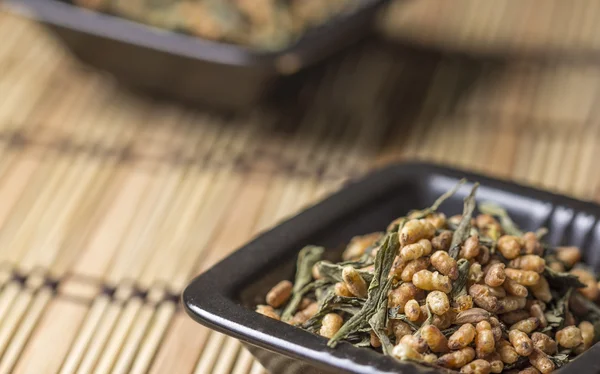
[{"x1": 183, "y1": 162, "x2": 600, "y2": 374}]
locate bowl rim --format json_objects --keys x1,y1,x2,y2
[{"x1": 182, "y1": 161, "x2": 600, "y2": 374}]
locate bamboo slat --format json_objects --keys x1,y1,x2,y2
[{"x1": 12, "y1": 297, "x2": 89, "y2": 374}]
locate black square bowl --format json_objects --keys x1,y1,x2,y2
[
  {"x1": 5, "y1": 0, "x2": 391, "y2": 110},
  {"x1": 183, "y1": 162, "x2": 600, "y2": 374}
]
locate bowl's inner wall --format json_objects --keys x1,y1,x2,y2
[{"x1": 236, "y1": 173, "x2": 599, "y2": 308}]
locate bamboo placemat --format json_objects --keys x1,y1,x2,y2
[{"x1": 3, "y1": 6, "x2": 600, "y2": 374}]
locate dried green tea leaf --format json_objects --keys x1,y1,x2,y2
[
  {"x1": 368, "y1": 295, "x2": 394, "y2": 355},
  {"x1": 503, "y1": 355, "x2": 529, "y2": 371},
  {"x1": 316, "y1": 261, "x2": 374, "y2": 284},
  {"x1": 441, "y1": 326, "x2": 460, "y2": 337},
  {"x1": 387, "y1": 307, "x2": 420, "y2": 331},
  {"x1": 281, "y1": 246, "x2": 324, "y2": 321},
  {"x1": 302, "y1": 292, "x2": 365, "y2": 332},
  {"x1": 328, "y1": 232, "x2": 399, "y2": 348},
  {"x1": 408, "y1": 179, "x2": 467, "y2": 219},
  {"x1": 347, "y1": 332, "x2": 372, "y2": 348},
  {"x1": 450, "y1": 259, "x2": 471, "y2": 299},
  {"x1": 536, "y1": 227, "x2": 549, "y2": 240},
  {"x1": 549, "y1": 353, "x2": 571, "y2": 368},
  {"x1": 449, "y1": 183, "x2": 479, "y2": 259},
  {"x1": 544, "y1": 289, "x2": 573, "y2": 332},
  {"x1": 414, "y1": 303, "x2": 434, "y2": 337},
  {"x1": 478, "y1": 201, "x2": 523, "y2": 236},
  {"x1": 544, "y1": 266, "x2": 586, "y2": 290}
]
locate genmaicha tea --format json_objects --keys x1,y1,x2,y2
[
  {"x1": 257, "y1": 179, "x2": 600, "y2": 373},
  {"x1": 72, "y1": 0, "x2": 359, "y2": 51}
]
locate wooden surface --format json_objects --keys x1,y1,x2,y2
[{"x1": 2, "y1": 6, "x2": 600, "y2": 374}]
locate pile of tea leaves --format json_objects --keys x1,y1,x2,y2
[
  {"x1": 73, "y1": 0, "x2": 359, "y2": 51},
  {"x1": 256, "y1": 179, "x2": 600, "y2": 373}
]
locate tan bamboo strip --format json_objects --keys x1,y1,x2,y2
[
  {"x1": 0, "y1": 155, "x2": 41, "y2": 255},
  {"x1": 12, "y1": 296, "x2": 88, "y2": 374},
  {"x1": 253, "y1": 176, "x2": 290, "y2": 234},
  {"x1": 543, "y1": 130, "x2": 568, "y2": 192},
  {"x1": 67, "y1": 165, "x2": 153, "y2": 278},
  {"x1": 0, "y1": 13, "x2": 30, "y2": 61},
  {"x1": 428, "y1": 116, "x2": 450, "y2": 165},
  {"x1": 490, "y1": 124, "x2": 519, "y2": 180},
  {"x1": 0, "y1": 55, "x2": 66, "y2": 131},
  {"x1": 103, "y1": 142, "x2": 191, "y2": 286},
  {"x1": 527, "y1": 128, "x2": 551, "y2": 188},
  {"x1": 0, "y1": 144, "x2": 69, "y2": 269},
  {"x1": 417, "y1": 119, "x2": 441, "y2": 162},
  {"x1": 327, "y1": 107, "x2": 385, "y2": 177},
  {"x1": 511, "y1": 123, "x2": 534, "y2": 186},
  {"x1": 461, "y1": 116, "x2": 484, "y2": 170},
  {"x1": 0, "y1": 66, "x2": 76, "y2": 184},
  {"x1": 212, "y1": 338, "x2": 243, "y2": 374},
  {"x1": 0, "y1": 57, "x2": 63, "y2": 179},
  {"x1": 148, "y1": 313, "x2": 212, "y2": 374},
  {"x1": 139, "y1": 150, "x2": 246, "y2": 290},
  {"x1": 85, "y1": 296, "x2": 143, "y2": 374},
  {"x1": 148, "y1": 166, "x2": 234, "y2": 292},
  {"x1": 560, "y1": 132, "x2": 583, "y2": 196},
  {"x1": 252, "y1": 112, "x2": 328, "y2": 233},
  {"x1": 578, "y1": 1, "x2": 600, "y2": 50},
  {"x1": 94, "y1": 297, "x2": 144, "y2": 374},
  {"x1": 0, "y1": 32, "x2": 63, "y2": 125},
  {"x1": 0, "y1": 150, "x2": 72, "y2": 263},
  {"x1": 0, "y1": 99, "x2": 97, "y2": 268},
  {"x1": 120, "y1": 125, "x2": 220, "y2": 288},
  {"x1": 69, "y1": 115, "x2": 180, "y2": 279},
  {"x1": 400, "y1": 116, "x2": 427, "y2": 162},
  {"x1": 18, "y1": 110, "x2": 118, "y2": 274},
  {"x1": 111, "y1": 295, "x2": 161, "y2": 374},
  {"x1": 248, "y1": 360, "x2": 267, "y2": 374},
  {"x1": 161, "y1": 117, "x2": 263, "y2": 290},
  {"x1": 0, "y1": 285, "x2": 34, "y2": 358},
  {"x1": 0, "y1": 282, "x2": 20, "y2": 324},
  {"x1": 75, "y1": 163, "x2": 185, "y2": 371},
  {"x1": 230, "y1": 348, "x2": 256, "y2": 374},
  {"x1": 75, "y1": 299, "x2": 123, "y2": 374},
  {"x1": 193, "y1": 332, "x2": 228, "y2": 374},
  {"x1": 271, "y1": 176, "x2": 318, "y2": 224},
  {"x1": 0, "y1": 286, "x2": 52, "y2": 374},
  {"x1": 279, "y1": 110, "x2": 330, "y2": 174},
  {"x1": 409, "y1": 66, "x2": 456, "y2": 161},
  {"x1": 446, "y1": 119, "x2": 468, "y2": 170},
  {"x1": 50, "y1": 101, "x2": 145, "y2": 280},
  {"x1": 313, "y1": 177, "x2": 346, "y2": 203},
  {"x1": 57, "y1": 295, "x2": 108, "y2": 374},
  {"x1": 574, "y1": 124, "x2": 600, "y2": 200},
  {"x1": 174, "y1": 169, "x2": 265, "y2": 278},
  {"x1": 129, "y1": 301, "x2": 176, "y2": 374},
  {"x1": 0, "y1": 76, "x2": 101, "y2": 266}
]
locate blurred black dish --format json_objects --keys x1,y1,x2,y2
[
  {"x1": 183, "y1": 162, "x2": 600, "y2": 374},
  {"x1": 6, "y1": 0, "x2": 392, "y2": 110}
]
